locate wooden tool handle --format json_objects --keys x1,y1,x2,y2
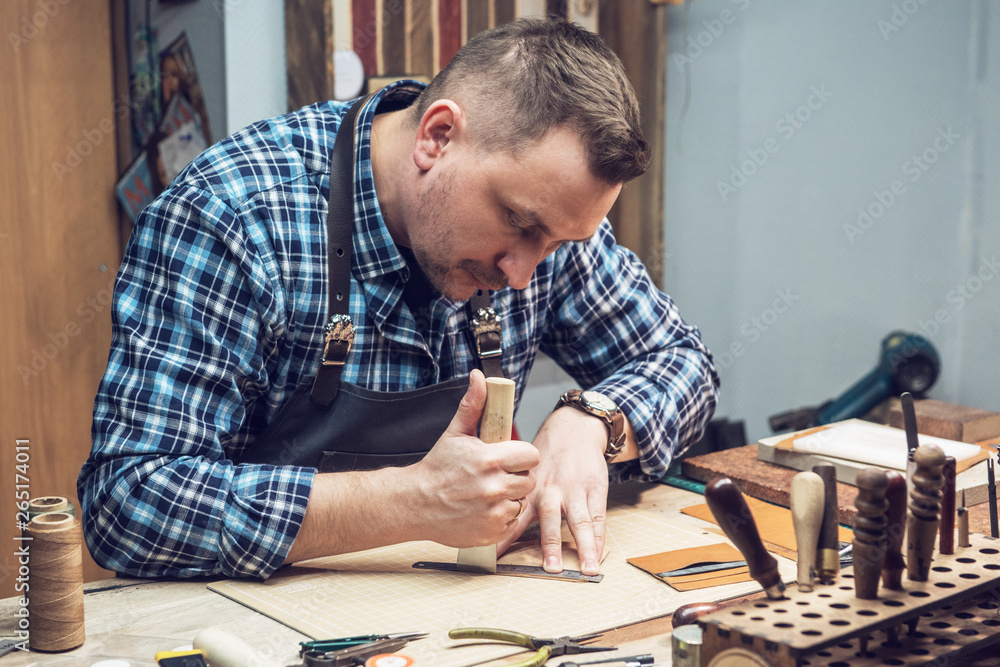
[
  {"x1": 456, "y1": 377, "x2": 516, "y2": 574},
  {"x1": 939, "y1": 456, "x2": 956, "y2": 555},
  {"x1": 906, "y1": 443, "x2": 945, "y2": 581},
  {"x1": 704, "y1": 477, "x2": 784, "y2": 599},
  {"x1": 881, "y1": 470, "x2": 907, "y2": 590},
  {"x1": 790, "y1": 471, "x2": 824, "y2": 592},
  {"x1": 813, "y1": 463, "x2": 840, "y2": 583},
  {"x1": 852, "y1": 467, "x2": 889, "y2": 599},
  {"x1": 672, "y1": 601, "x2": 724, "y2": 628},
  {"x1": 480, "y1": 377, "x2": 515, "y2": 443}
]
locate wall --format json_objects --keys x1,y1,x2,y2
[
  {"x1": 663, "y1": 0, "x2": 1000, "y2": 443},
  {"x1": 223, "y1": 2, "x2": 287, "y2": 134}
]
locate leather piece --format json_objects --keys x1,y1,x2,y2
[
  {"x1": 627, "y1": 542, "x2": 752, "y2": 591},
  {"x1": 499, "y1": 521, "x2": 611, "y2": 572}
]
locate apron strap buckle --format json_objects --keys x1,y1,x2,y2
[
  {"x1": 471, "y1": 307, "x2": 502, "y2": 359},
  {"x1": 322, "y1": 314, "x2": 356, "y2": 366}
]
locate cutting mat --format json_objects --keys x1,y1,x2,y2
[{"x1": 209, "y1": 507, "x2": 796, "y2": 666}]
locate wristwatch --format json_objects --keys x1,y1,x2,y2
[{"x1": 556, "y1": 389, "x2": 626, "y2": 462}]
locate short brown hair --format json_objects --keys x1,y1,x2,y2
[{"x1": 411, "y1": 17, "x2": 650, "y2": 186}]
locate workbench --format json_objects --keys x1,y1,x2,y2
[
  {"x1": 5, "y1": 477, "x2": 999, "y2": 666},
  {"x1": 0, "y1": 482, "x2": 701, "y2": 667}
]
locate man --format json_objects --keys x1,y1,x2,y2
[{"x1": 79, "y1": 17, "x2": 718, "y2": 581}]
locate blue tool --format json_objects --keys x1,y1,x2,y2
[{"x1": 299, "y1": 632, "x2": 426, "y2": 656}]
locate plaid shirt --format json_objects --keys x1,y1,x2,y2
[{"x1": 79, "y1": 81, "x2": 719, "y2": 579}]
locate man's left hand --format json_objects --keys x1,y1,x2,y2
[{"x1": 497, "y1": 406, "x2": 629, "y2": 576}]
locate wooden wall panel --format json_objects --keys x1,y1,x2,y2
[
  {"x1": 377, "y1": 0, "x2": 407, "y2": 74},
  {"x1": 436, "y1": 0, "x2": 462, "y2": 71},
  {"x1": 286, "y1": 0, "x2": 335, "y2": 110},
  {"x1": 599, "y1": 1, "x2": 667, "y2": 287},
  {"x1": 465, "y1": 0, "x2": 491, "y2": 41},
  {"x1": 406, "y1": 0, "x2": 434, "y2": 75},
  {"x1": 495, "y1": 0, "x2": 515, "y2": 26},
  {"x1": 353, "y1": 0, "x2": 378, "y2": 76},
  {"x1": 1, "y1": 0, "x2": 120, "y2": 597}
]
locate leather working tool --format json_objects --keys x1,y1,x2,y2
[
  {"x1": 655, "y1": 560, "x2": 747, "y2": 578},
  {"x1": 448, "y1": 627, "x2": 615, "y2": 667},
  {"x1": 989, "y1": 455, "x2": 998, "y2": 538},
  {"x1": 851, "y1": 467, "x2": 889, "y2": 599},
  {"x1": 789, "y1": 470, "x2": 824, "y2": 591},
  {"x1": 906, "y1": 443, "x2": 945, "y2": 581},
  {"x1": 880, "y1": 470, "x2": 907, "y2": 589},
  {"x1": 940, "y1": 456, "x2": 957, "y2": 554},
  {"x1": 300, "y1": 633, "x2": 427, "y2": 656},
  {"x1": 302, "y1": 637, "x2": 410, "y2": 666},
  {"x1": 557, "y1": 655, "x2": 656, "y2": 666},
  {"x1": 456, "y1": 377, "x2": 517, "y2": 574},
  {"x1": 703, "y1": 477, "x2": 785, "y2": 600},
  {"x1": 902, "y1": 391, "x2": 920, "y2": 479},
  {"x1": 413, "y1": 560, "x2": 603, "y2": 582},
  {"x1": 812, "y1": 462, "x2": 839, "y2": 584}
]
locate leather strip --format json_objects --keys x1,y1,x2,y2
[
  {"x1": 311, "y1": 96, "x2": 370, "y2": 406},
  {"x1": 311, "y1": 94, "x2": 505, "y2": 406}
]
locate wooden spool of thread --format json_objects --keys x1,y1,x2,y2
[
  {"x1": 25, "y1": 512, "x2": 86, "y2": 652},
  {"x1": 27, "y1": 496, "x2": 76, "y2": 522}
]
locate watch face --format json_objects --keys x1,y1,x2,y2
[{"x1": 581, "y1": 390, "x2": 618, "y2": 412}]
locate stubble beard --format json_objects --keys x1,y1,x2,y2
[{"x1": 410, "y1": 165, "x2": 507, "y2": 301}]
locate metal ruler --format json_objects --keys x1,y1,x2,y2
[{"x1": 412, "y1": 561, "x2": 603, "y2": 583}]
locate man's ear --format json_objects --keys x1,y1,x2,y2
[{"x1": 413, "y1": 100, "x2": 464, "y2": 171}]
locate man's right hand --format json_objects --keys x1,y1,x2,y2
[
  {"x1": 283, "y1": 370, "x2": 538, "y2": 565},
  {"x1": 408, "y1": 369, "x2": 538, "y2": 547}
]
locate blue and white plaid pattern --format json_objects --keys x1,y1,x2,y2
[{"x1": 79, "y1": 81, "x2": 719, "y2": 579}]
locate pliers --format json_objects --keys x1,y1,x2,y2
[{"x1": 449, "y1": 627, "x2": 615, "y2": 667}]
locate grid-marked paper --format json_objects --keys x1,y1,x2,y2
[{"x1": 209, "y1": 507, "x2": 796, "y2": 666}]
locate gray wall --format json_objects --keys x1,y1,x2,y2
[{"x1": 662, "y1": 0, "x2": 1000, "y2": 444}]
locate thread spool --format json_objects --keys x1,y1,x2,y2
[
  {"x1": 27, "y1": 497, "x2": 76, "y2": 522},
  {"x1": 25, "y1": 512, "x2": 86, "y2": 652},
  {"x1": 672, "y1": 623, "x2": 703, "y2": 667}
]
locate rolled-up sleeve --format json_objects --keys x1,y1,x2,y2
[
  {"x1": 78, "y1": 184, "x2": 314, "y2": 579},
  {"x1": 540, "y1": 220, "x2": 720, "y2": 482}
]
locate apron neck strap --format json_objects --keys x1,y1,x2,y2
[{"x1": 312, "y1": 95, "x2": 505, "y2": 407}]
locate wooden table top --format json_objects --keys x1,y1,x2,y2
[{"x1": 0, "y1": 482, "x2": 703, "y2": 666}]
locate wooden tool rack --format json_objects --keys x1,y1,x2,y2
[{"x1": 699, "y1": 534, "x2": 1000, "y2": 666}]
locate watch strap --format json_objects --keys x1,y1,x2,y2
[{"x1": 557, "y1": 389, "x2": 626, "y2": 462}]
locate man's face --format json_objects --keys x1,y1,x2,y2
[{"x1": 405, "y1": 125, "x2": 622, "y2": 301}]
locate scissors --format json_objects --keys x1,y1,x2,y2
[{"x1": 449, "y1": 627, "x2": 615, "y2": 667}]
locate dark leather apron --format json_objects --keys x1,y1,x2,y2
[{"x1": 240, "y1": 96, "x2": 504, "y2": 472}]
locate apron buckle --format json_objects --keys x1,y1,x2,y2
[
  {"x1": 322, "y1": 314, "x2": 355, "y2": 365},
  {"x1": 471, "y1": 307, "x2": 502, "y2": 359}
]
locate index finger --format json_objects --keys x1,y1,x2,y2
[{"x1": 495, "y1": 441, "x2": 540, "y2": 474}]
